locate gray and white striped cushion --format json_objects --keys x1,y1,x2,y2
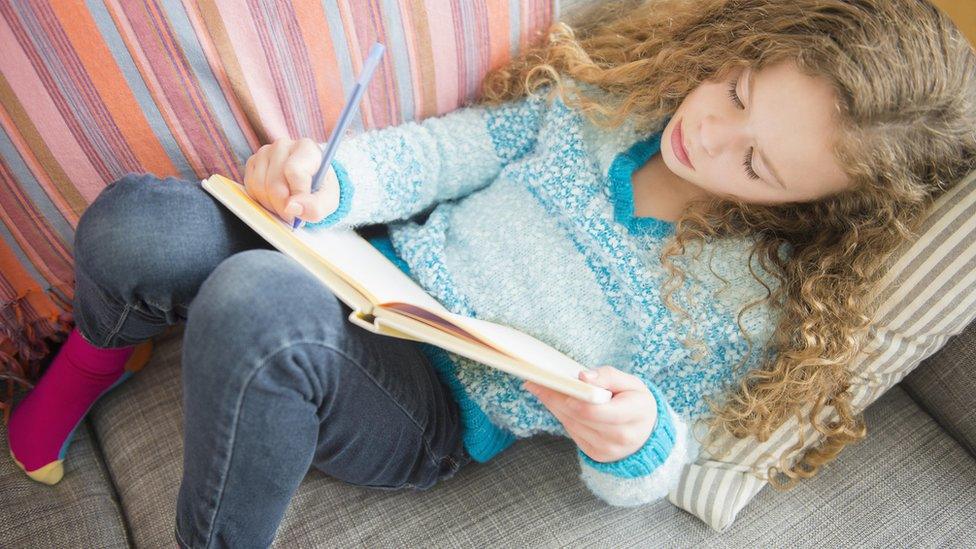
[{"x1": 668, "y1": 168, "x2": 976, "y2": 531}]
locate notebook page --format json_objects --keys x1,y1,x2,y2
[
  {"x1": 296, "y1": 228, "x2": 450, "y2": 315},
  {"x1": 202, "y1": 174, "x2": 446, "y2": 314},
  {"x1": 438, "y1": 312, "x2": 590, "y2": 378}
]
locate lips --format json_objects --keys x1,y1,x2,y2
[{"x1": 672, "y1": 118, "x2": 695, "y2": 170}]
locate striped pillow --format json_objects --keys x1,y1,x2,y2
[
  {"x1": 669, "y1": 168, "x2": 976, "y2": 531},
  {"x1": 0, "y1": 0, "x2": 553, "y2": 416}
]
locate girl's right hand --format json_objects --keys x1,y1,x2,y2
[{"x1": 243, "y1": 137, "x2": 341, "y2": 225}]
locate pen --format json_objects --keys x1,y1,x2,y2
[{"x1": 292, "y1": 42, "x2": 386, "y2": 230}]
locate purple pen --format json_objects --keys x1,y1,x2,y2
[{"x1": 292, "y1": 42, "x2": 386, "y2": 230}]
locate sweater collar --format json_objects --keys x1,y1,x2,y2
[{"x1": 608, "y1": 119, "x2": 676, "y2": 239}]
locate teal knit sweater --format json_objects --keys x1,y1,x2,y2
[{"x1": 305, "y1": 82, "x2": 780, "y2": 507}]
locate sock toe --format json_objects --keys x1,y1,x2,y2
[{"x1": 10, "y1": 451, "x2": 65, "y2": 485}]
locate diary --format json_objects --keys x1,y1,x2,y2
[{"x1": 201, "y1": 174, "x2": 612, "y2": 404}]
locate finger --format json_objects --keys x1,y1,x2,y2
[
  {"x1": 290, "y1": 166, "x2": 340, "y2": 223},
  {"x1": 547, "y1": 398, "x2": 655, "y2": 463},
  {"x1": 283, "y1": 138, "x2": 321, "y2": 199},
  {"x1": 525, "y1": 381, "x2": 634, "y2": 427},
  {"x1": 245, "y1": 144, "x2": 273, "y2": 213},
  {"x1": 524, "y1": 381, "x2": 578, "y2": 417},
  {"x1": 543, "y1": 398, "x2": 605, "y2": 452},
  {"x1": 526, "y1": 381, "x2": 653, "y2": 429},
  {"x1": 579, "y1": 366, "x2": 649, "y2": 394},
  {"x1": 264, "y1": 139, "x2": 295, "y2": 220}
]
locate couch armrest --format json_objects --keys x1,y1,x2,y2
[{"x1": 902, "y1": 318, "x2": 976, "y2": 456}]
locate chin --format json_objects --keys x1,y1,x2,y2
[{"x1": 660, "y1": 143, "x2": 682, "y2": 176}]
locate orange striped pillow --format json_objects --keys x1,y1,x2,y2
[{"x1": 0, "y1": 0, "x2": 554, "y2": 417}]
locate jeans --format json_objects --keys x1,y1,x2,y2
[{"x1": 72, "y1": 173, "x2": 470, "y2": 548}]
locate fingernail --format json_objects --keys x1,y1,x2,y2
[
  {"x1": 581, "y1": 369, "x2": 595, "y2": 379},
  {"x1": 286, "y1": 202, "x2": 302, "y2": 216}
]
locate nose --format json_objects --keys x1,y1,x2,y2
[{"x1": 699, "y1": 114, "x2": 749, "y2": 158}]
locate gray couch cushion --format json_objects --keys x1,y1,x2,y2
[
  {"x1": 0, "y1": 403, "x2": 129, "y2": 548},
  {"x1": 903, "y1": 319, "x2": 976, "y2": 455},
  {"x1": 88, "y1": 324, "x2": 976, "y2": 547}
]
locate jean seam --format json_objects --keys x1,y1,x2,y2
[
  {"x1": 201, "y1": 342, "x2": 299, "y2": 548},
  {"x1": 200, "y1": 339, "x2": 440, "y2": 546},
  {"x1": 174, "y1": 524, "x2": 190, "y2": 548},
  {"x1": 138, "y1": 295, "x2": 171, "y2": 315},
  {"x1": 101, "y1": 302, "x2": 133, "y2": 348},
  {"x1": 75, "y1": 260, "x2": 134, "y2": 348}
]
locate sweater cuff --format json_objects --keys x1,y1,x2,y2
[
  {"x1": 577, "y1": 381, "x2": 677, "y2": 478},
  {"x1": 577, "y1": 407, "x2": 693, "y2": 507},
  {"x1": 303, "y1": 159, "x2": 353, "y2": 229}
]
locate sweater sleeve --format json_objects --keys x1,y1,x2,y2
[
  {"x1": 576, "y1": 380, "x2": 697, "y2": 507},
  {"x1": 303, "y1": 90, "x2": 552, "y2": 230}
]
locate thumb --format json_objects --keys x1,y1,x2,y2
[
  {"x1": 579, "y1": 366, "x2": 647, "y2": 394},
  {"x1": 287, "y1": 190, "x2": 337, "y2": 222},
  {"x1": 285, "y1": 197, "x2": 303, "y2": 217}
]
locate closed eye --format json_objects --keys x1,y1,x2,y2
[{"x1": 728, "y1": 79, "x2": 761, "y2": 181}]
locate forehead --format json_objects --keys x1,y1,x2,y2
[{"x1": 751, "y1": 62, "x2": 846, "y2": 193}]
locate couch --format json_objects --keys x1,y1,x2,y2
[
  {"x1": 2, "y1": 319, "x2": 974, "y2": 547},
  {"x1": 2, "y1": 0, "x2": 975, "y2": 546}
]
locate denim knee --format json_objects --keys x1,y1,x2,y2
[
  {"x1": 74, "y1": 173, "x2": 169, "y2": 291},
  {"x1": 182, "y1": 249, "x2": 345, "y2": 382}
]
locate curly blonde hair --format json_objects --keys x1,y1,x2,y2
[{"x1": 475, "y1": 0, "x2": 976, "y2": 487}]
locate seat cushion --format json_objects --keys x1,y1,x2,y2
[
  {"x1": 0, "y1": 402, "x2": 129, "y2": 548},
  {"x1": 88, "y1": 324, "x2": 976, "y2": 548}
]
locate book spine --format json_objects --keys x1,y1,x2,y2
[{"x1": 346, "y1": 309, "x2": 425, "y2": 342}]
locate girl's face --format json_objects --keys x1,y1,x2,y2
[{"x1": 660, "y1": 60, "x2": 851, "y2": 205}]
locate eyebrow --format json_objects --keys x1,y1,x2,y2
[{"x1": 746, "y1": 69, "x2": 789, "y2": 190}]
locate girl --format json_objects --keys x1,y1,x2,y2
[{"x1": 8, "y1": 0, "x2": 976, "y2": 546}]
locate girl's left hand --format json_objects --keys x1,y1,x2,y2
[{"x1": 523, "y1": 366, "x2": 657, "y2": 463}]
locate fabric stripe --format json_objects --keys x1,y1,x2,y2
[
  {"x1": 709, "y1": 466, "x2": 737, "y2": 528},
  {"x1": 0, "y1": 120, "x2": 74, "y2": 245},
  {"x1": 39, "y1": 1, "x2": 135, "y2": 175},
  {"x1": 694, "y1": 466, "x2": 718, "y2": 519},
  {"x1": 426, "y1": 0, "x2": 460, "y2": 114},
  {"x1": 0, "y1": 74, "x2": 84, "y2": 227},
  {"x1": 486, "y1": 0, "x2": 511, "y2": 75},
  {"x1": 863, "y1": 247, "x2": 976, "y2": 378},
  {"x1": 0, "y1": 106, "x2": 74, "y2": 285},
  {"x1": 206, "y1": 0, "x2": 286, "y2": 153},
  {"x1": 157, "y1": 1, "x2": 253, "y2": 165},
  {"x1": 0, "y1": 12, "x2": 104, "y2": 202},
  {"x1": 321, "y1": 0, "x2": 358, "y2": 134},
  {"x1": 878, "y1": 199, "x2": 976, "y2": 323},
  {"x1": 377, "y1": 0, "x2": 416, "y2": 123},
  {"x1": 405, "y1": 0, "x2": 438, "y2": 120},
  {"x1": 510, "y1": 0, "x2": 521, "y2": 53},
  {"x1": 86, "y1": 0, "x2": 190, "y2": 176},
  {"x1": 351, "y1": 0, "x2": 401, "y2": 129},
  {"x1": 9, "y1": 2, "x2": 129, "y2": 180},
  {"x1": 190, "y1": 1, "x2": 262, "y2": 149},
  {"x1": 293, "y1": 1, "x2": 343, "y2": 139},
  {"x1": 874, "y1": 181, "x2": 976, "y2": 314}
]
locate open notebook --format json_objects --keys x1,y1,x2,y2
[{"x1": 200, "y1": 174, "x2": 612, "y2": 404}]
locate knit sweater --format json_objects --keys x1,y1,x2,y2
[{"x1": 304, "y1": 81, "x2": 780, "y2": 507}]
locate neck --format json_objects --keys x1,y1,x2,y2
[{"x1": 631, "y1": 153, "x2": 708, "y2": 222}]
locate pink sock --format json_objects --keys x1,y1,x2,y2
[{"x1": 8, "y1": 326, "x2": 136, "y2": 483}]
